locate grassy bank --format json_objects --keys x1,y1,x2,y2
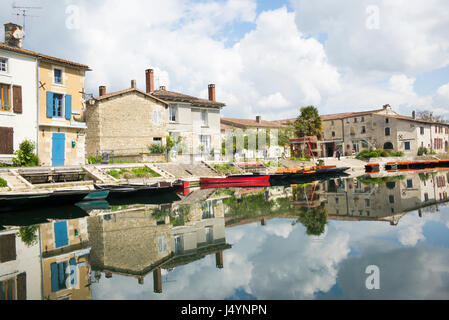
[{"x1": 106, "y1": 167, "x2": 161, "y2": 179}]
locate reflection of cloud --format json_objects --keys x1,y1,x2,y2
[{"x1": 264, "y1": 220, "x2": 294, "y2": 238}]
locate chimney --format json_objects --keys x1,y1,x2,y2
[
  {"x1": 99, "y1": 86, "x2": 106, "y2": 97},
  {"x1": 256, "y1": 116, "x2": 262, "y2": 123},
  {"x1": 131, "y1": 80, "x2": 137, "y2": 88},
  {"x1": 412, "y1": 111, "x2": 416, "y2": 119},
  {"x1": 430, "y1": 112, "x2": 433, "y2": 121},
  {"x1": 215, "y1": 251, "x2": 223, "y2": 269},
  {"x1": 208, "y1": 84, "x2": 216, "y2": 102},
  {"x1": 159, "y1": 86, "x2": 166, "y2": 91},
  {"x1": 138, "y1": 277, "x2": 144, "y2": 285},
  {"x1": 153, "y1": 268, "x2": 162, "y2": 293},
  {"x1": 4, "y1": 23, "x2": 25, "y2": 49},
  {"x1": 145, "y1": 69, "x2": 154, "y2": 93}
]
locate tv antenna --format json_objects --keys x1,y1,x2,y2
[{"x1": 12, "y1": 2, "x2": 42, "y2": 31}]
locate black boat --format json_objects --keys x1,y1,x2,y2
[
  {"x1": 0, "y1": 190, "x2": 91, "y2": 213},
  {"x1": 94, "y1": 181, "x2": 182, "y2": 199},
  {"x1": 268, "y1": 166, "x2": 350, "y2": 182}
]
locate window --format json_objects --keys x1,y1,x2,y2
[
  {"x1": 384, "y1": 142, "x2": 393, "y2": 150},
  {"x1": 201, "y1": 201, "x2": 214, "y2": 219},
  {"x1": 331, "y1": 120, "x2": 334, "y2": 126},
  {"x1": 205, "y1": 226, "x2": 213, "y2": 243},
  {"x1": 424, "y1": 193, "x2": 429, "y2": 201},
  {"x1": 361, "y1": 126, "x2": 366, "y2": 134},
  {"x1": 54, "y1": 68, "x2": 63, "y2": 84},
  {"x1": 385, "y1": 127, "x2": 390, "y2": 136},
  {"x1": 201, "y1": 110, "x2": 208, "y2": 126},
  {"x1": 53, "y1": 93, "x2": 64, "y2": 118},
  {"x1": 0, "y1": 84, "x2": 10, "y2": 112},
  {"x1": 50, "y1": 259, "x2": 77, "y2": 292},
  {"x1": 354, "y1": 118, "x2": 358, "y2": 123},
  {"x1": 157, "y1": 236, "x2": 166, "y2": 254},
  {"x1": 153, "y1": 137, "x2": 162, "y2": 145},
  {"x1": 169, "y1": 105, "x2": 177, "y2": 122},
  {"x1": 0, "y1": 127, "x2": 14, "y2": 154},
  {"x1": 365, "y1": 199, "x2": 370, "y2": 207},
  {"x1": 407, "y1": 179, "x2": 413, "y2": 188},
  {"x1": 335, "y1": 197, "x2": 339, "y2": 204},
  {"x1": 0, "y1": 234, "x2": 16, "y2": 262},
  {"x1": 420, "y1": 127, "x2": 424, "y2": 135},
  {"x1": 366, "y1": 211, "x2": 370, "y2": 216},
  {"x1": 199, "y1": 135, "x2": 211, "y2": 152},
  {"x1": 0, "y1": 58, "x2": 7, "y2": 72},
  {"x1": 174, "y1": 235, "x2": 183, "y2": 253},
  {"x1": 153, "y1": 109, "x2": 162, "y2": 126},
  {"x1": 332, "y1": 131, "x2": 335, "y2": 137},
  {"x1": 386, "y1": 118, "x2": 389, "y2": 124},
  {"x1": 389, "y1": 195, "x2": 395, "y2": 204},
  {"x1": 361, "y1": 116, "x2": 365, "y2": 122},
  {"x1": 0, "y1": 279, "x2": 15, "y2": 300},
  {"x1": 404, "y1": 141, "x2": 410, "y2": 150}
]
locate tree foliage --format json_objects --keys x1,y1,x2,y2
[
  {"x1": 296, "y1": 203, "x2": 328, "y2": 236},
  {"x1": 416, "y1": 110, "x2": 448, "y2": 123},
  {"x1": 13, "y1": 140, "x2": 39, "y2": 167},
  {"x1": 294, "y1": 106, "x2": 323, "y2": 139},
  {"x1": 17, "y1": 225, "x2": 39, "y2": 247}
]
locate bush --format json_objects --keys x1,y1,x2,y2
[
  {"x1": 213, "y1": 163, "x2": 240, "y2": 175},
  {"x1": 418, "y1": 147, "x2": 428, "y2": 156},
  {"x1": 0, "y1": 178, "x2": 7, "y2": 188},
  {"x1": 355, "y1": 149, "x2": 404, "y2": 159},
  {"x1": 106, "y1": 170, "x2": 120, "y2": 179},
  {"x1": 88, "y1": 156, "x2": 101, "y2": 164},
  {"x1": 13, "y1": 140, "x2": 39, "y2": 167},
  {"x1": 149, "y1": 144, "x2": 166, "y2": 154}
]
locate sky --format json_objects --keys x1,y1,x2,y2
[{"x1": 1, "y1": 0, "x2": 449, "y2": 120}]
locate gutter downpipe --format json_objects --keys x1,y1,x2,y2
[{"x1": 36, "y1": 58, "x2": 40, "y2": 159}]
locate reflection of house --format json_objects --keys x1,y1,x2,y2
[
  {"x1": 87, "y1": 195, "x2": 231, "y2": 293},
  {"x1": 323, "y1": 171, "x2": 449, "y2": 225},
  {"x1": 0, "y1": 228, "x2": 41, "y2": 300},
  {"x1": 39, "y1": 218, "x2": 91, "y2": 300}
]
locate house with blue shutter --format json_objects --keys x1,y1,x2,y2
[{"x1": 0, "y1": 22, "x2": 91, "y2": 166}]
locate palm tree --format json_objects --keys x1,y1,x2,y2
[{"x1": 294, "y1": 106, "x2": 323, "y2": 139}]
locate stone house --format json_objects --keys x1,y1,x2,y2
[{"x1": 85, "y1": 80, "x2": 169, "y2": 161}]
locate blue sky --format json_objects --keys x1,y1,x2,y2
[{"x1": 1, "y1": 0, "x2": 448, "y2": 120}]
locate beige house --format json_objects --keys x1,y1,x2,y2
[
  {"x1": 85, "y1": 81, "x2": 169, "y2": 161},
  {"x1": 282, "y1": 104, "x2": 449, "y2": 157}
]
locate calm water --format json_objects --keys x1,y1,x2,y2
[{"x1": 1, "y1": 171, "x2": 449, "y2": 300}]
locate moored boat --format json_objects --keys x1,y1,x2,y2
[
  {"x1": 200, "y1": 175, "x2": 270, "y2": 185},
  {"x1": 94, "y1": 180, "x2": 183, "y2": 199}
]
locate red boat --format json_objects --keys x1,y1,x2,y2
[{"x1": 200, "y1": 175, "x2": 270, "y2": 185}]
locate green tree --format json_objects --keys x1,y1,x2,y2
[
  {"x1": 17, "y1": 225, "x2": 39, "y2": 247},
  {"x1": 296, "y1": 203, "x2": 328, "y2": 236},
  {"x1": 294, "y1": 106, "x2": 323, "y2": 139}
]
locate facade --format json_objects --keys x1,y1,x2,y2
[
  {"x1": 283, "y1": 105, "x2": 449, "y2": 157},
  {"x1": 220, "y1": 116, "x2": 291, "y2": 159},
  {"x1": 0, "y1": 24, "x2": 38, "y2": 163},
  {"x1": 85, "y1": 82, "x2": 169, "y2": 160},
  {"x1": 0, "y1": 22, "x2": 90, "y2": 166},
  {"x1": 37, "y1": 59, "x2": 90, "y2": 166},
  {"x1": 146, "y1": 69, "x2": 225, "y2": 160},
  {"x1": 40, "y1": 217, "x2": 91, "y2": 300},
  {"x1": 0, "y1": 228, "x2": 42, "y2": 300}
]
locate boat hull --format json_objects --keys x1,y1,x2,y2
[{"x1": 200, "y1": 175, "x2": 270, "y2": 185}]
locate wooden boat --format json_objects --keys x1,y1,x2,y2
[
  {"x1": 94, "y1": 180, "x2": 183, "y2": 199},
  {"x1": 268, "y1": 165, "x2": 350, "y2": 182}
]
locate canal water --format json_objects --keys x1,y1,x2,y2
[{"x1": 1, "y1": 171, "x2": 449, "y2": 300}]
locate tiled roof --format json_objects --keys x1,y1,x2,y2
[
  {"x1": 321, "y1": 109, "x2": 386, "y2": 120},
  {"x1": 375, "y1": 113, "x2": 449, "y2": 125},
  {"x1": 152, "y1": 89, "x2": 225, "y2": 108},
  {"x1": 92, "y1": 88, "x2": 168, "y2": 106},
  {"x1": 0, "y1": 42, "x2": 90, "y2": 70},
  {"x1": 221, "y1": 117, "x2": 288, "y2": 129}
]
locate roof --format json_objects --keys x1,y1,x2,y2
[
  {"x1": 0, "y1": 42, "x2": 90, "y2": 70},
  {"x1": 275, "y1": 108, "x2": 387, "y2": 123},
  {"x1": 374, "y1": 113, "x2": 449, "y2": 126},
  {"x1": 221, "y1": 117, "x2": 288, "y2": 129},
  {"x1": 92, "y1": 88, "x2": 168, "y2": 106},
  {"x1": 152, "y1": 89, "x2": 225, "y2": 108}
]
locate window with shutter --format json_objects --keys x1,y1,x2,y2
[
  {"x1": 0, "y1": 127, "x2": 14, "y2": 155},
  {"x1": 13, "y1": 85, "x2": 22, "y2": 114},
  {"x1": 0, "y1": 83, "x2": 10, "y2": 112},
  {"x1": 0, "y1": 233, "x2": 16, "y2": 263}
]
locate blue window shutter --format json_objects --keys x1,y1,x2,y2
[
  {"x1": 50, "y1": 263, "x2": 59, "y2": 292},
  {"x1": 46, "y1": 91, "x2": 54, "y2": 118},
  {"x1": 65, "y1": 94, "x2": 72, "y2": 120},
  {"x1": 69, "y1": 258, "x2": 77, "y2": 286}
]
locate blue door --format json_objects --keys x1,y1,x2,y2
[
  {"x1": 52, "y1": 133, "x2": 65, "y2": 166},
  {"x1": 54, "y1": 221, "x2": 68, "y2": 248}
]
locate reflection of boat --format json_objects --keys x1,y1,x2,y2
[
  {"x1": 0, "y1": 190, "x2": 93, "y2": 213},
  {"x1": 201, "y1": 181, "x2": 271, "y2": 189},
  {"x1": 94, "y1": 181, "x2": 183, "y2": 199},
  {"x1": 0, "y1": 205, "x2": 89, "y2": 227},
  {"x1": 200, "y1": 175, "x2": 270, "y2": 185},
  {"x1": 0, "y1": 189, "x2": 110, "y2": 213},
  {"x1": 385, "y1": 160, "x2": 449, "y2": 172},
  {"x1": 269, "y1": 166, "x2": 350, "y2": 182}
]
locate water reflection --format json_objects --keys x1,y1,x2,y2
[{"x1": 0, "y1": 171, "x2": 448, "y2": 300}]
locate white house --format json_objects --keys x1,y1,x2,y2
[
  {"x1": 145, "y1": 69, "x2": 225, "y2": 162},
  {"x1": 0, "y1": 23, "x2": 38, "y2": 163}
]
